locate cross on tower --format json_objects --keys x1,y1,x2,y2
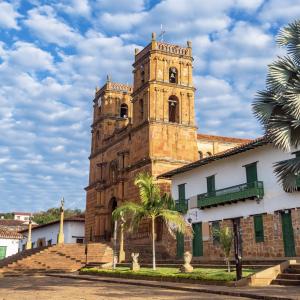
[{"x1": 159, "y1": 24, "x2": 166, "y2": 42}]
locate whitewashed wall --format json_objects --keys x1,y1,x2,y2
[
  {"x1": 171, "y1": 144, "x2": 300, "y2": 224},
  {"x1": 0, "y1": 238, "x2": 20, "y2": 258},
  {"x1": 19, "y1": 221, "x2": 85, "y2": 251}
]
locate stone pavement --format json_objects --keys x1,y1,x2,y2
[
  {"x1": 49, "y1": 273, "x2": 300, "y2": 300},
  {"x1": 0, "y1": 275, "x2": 250, "y2": 300}
]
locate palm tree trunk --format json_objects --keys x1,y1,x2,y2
[{"x1": 152, "y1": 216, "x2": 156, "y2": 270}]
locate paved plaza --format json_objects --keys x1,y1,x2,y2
[{"x1": 0, "y1": 275, "x2": 251, "y2": 300}]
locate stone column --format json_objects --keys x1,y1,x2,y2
[
  {"x1": 57, "y1": 198, "x2": 65, "y2": 244},
  {"x1": 25, "y1": 218, "x2": 32, "y2": 250},
  {"x1": 119, "y1": 213, "x2": 125, "y2": 263}
]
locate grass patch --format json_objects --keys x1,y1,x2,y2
[{"x1": 80, "y1": 267, "x2": 255, "y2": 282}]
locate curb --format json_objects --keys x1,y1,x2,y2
[{"x1": 47, "y1": 273, "x2": 294, "y2": 300}]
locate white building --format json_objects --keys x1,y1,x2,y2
[
  {"x1": 19, "y1": 216, "x2": 85, "y2": 251},
  {"x1": 0, "y1": 229, "x2": 22, "y2": 259},
  {"x1": 13, "y1": 212, "x2": 32, "y2": 222},
  {"x1": 160, "y1": 138, "x2": 300, "y2": 259}
]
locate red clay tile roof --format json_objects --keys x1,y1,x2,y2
[
  {"x1": 13, "y1": 212, "x2": 32, "y2": 216},
  {"x1": 0, "y1": 229, "x2": 23, "y2": 239},
  {"x1": 0, "y1": 219, "x2": 26, "y2": 226},
  {"x1": 197, "y1": 133, "x2": 252, "y2": 144},
  {"x1": 159, "y1": 136, "x2": 268, "y2": 178}
]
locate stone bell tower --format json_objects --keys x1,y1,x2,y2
[{"x1": 132, "y1": 32, "x2": 199, "y2": 178}]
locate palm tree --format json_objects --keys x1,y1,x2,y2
[
  {"x1": 214, "y1": 226, "x2": 233, "y2": 273},
  {"x1": 112, "y1": 172, "x2": 191, "y2": 270},
  {"x1": 252, "y1": 20, "x2": 300, "y2": 192}
]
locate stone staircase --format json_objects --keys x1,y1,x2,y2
[
  {"x1": 272, "y1": 263, "x2": 300, "y2": 286},
  {"x1": 0, "y1": 243, "x2": 113, "y2": 276}
]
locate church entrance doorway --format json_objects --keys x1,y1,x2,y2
[{"x1": 106, "y1": 197, "x2": 118, "y2": 241}]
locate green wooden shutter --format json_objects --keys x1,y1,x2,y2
[
  {"x1": 253, "y1": 214, "x2": 264, "y2": 243},
  {"x1": 212, "y1": 221, "x2": 220, "y2": 245},
  {"x1": 176, "y1": 232, "x2": 184, "y2": 258},
  {"x1": 178, "y1": 184, "x2": 185, "y2": 203},
  {"x1": 192, "y1": 223, "x2": 203, "y2": 256},
  {"x1": 207, "y1": 175, "x2": 215, "y2": 195},
  {"x1": 0, "y1": 246, "x2": 7, "y2": 259},
  {"x1": 245, "y1": 163, "x2": 258, "y2": 184},
  {"x1": 281, "y1": 211, "x2": 296, "y2": 257}
]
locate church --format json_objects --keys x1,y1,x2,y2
[{"x1": 84, "y1": 33, "x2": 249, "y2": 253}]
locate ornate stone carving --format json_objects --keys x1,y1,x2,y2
[
  {"x1": 179, "y1": 251, "x2": 193, "y2": 273},
  {"x1": 130, "y1": 253, "x2": 140, "y2": 271}
]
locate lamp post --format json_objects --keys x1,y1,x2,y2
[
  {"x1": 233, "y1": 218, "x2": 242, "y2": 280},
  {"x1": 25, "y1": 217, "x2": 32, "y2": 250}
]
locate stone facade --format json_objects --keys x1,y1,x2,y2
[
  {"x1": 85, "y1": 34, "x2": 249, "y2": 251},
  {"x1": 184, "y1": 209, "x2": 300, "y2": 260}
]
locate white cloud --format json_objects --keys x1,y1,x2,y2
[
  {"x1": 259, "y1": 0, "x2": 300, "y2": 22},
  {"x1": 24, "y1": 6, "x2": 81, "y2": 46},
  {"x1": 58, "y1": 0, "x2": 91, "y2": 17},
  {"x1": 7, "y1": 42, "x2": 54, "y2": 72},
  {"x1": 94, "y1": 0, "x2": 145, "y2": 13},
  {"x1": 0, "y1": 1, "x2": 21, "y2": 29},
  {"x1": 52, "y1": 145, "x2": 65, "y2": 153}
]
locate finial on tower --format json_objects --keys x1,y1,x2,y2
[
  {"x1": 151, "y1": 32, "x2": 156, "y2": 41},
  {"x1": 95, "y1": 86, "x2": 99, "y2": 94},
  {"x1": 187, "y1": 40, "x2": 192, "y2": 48},
  {"x1": 135, "y1": 48, "x2": 139, "y2": 55},
  {"x1": 106, "y1": 74, "x2": 111, "y2": 82}
]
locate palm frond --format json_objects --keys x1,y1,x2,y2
[
  {"x1": 160, "y1": 193, "x2": 176, "y2": 210},
  {"x1": 252, "y1": 90, "x2": 277, "y2": 124},
  {"x1": 158, "y1": 209, "x2": 192, "y2": 238},
  {"x1": 214, "y1": 227, "x2": 233, "y2": 258},
  {"x1": 266, "y1": 56, "x2": 298, "y2": 92},
  {"x1": 134, "y1": 173, "x2": 161, "y2": 206},
  {"x1": 277, "y1": 20, "x2": 300, "y2": 64},
  {"x1": 274, "y1": 157, "x2": 300, "y2": 192},
  {"x1": 284, "y1": 84, "x2": 300, "y2": 120},
  {"x1": 112, "y1": 202, "x2": 146, "y2": 221}
]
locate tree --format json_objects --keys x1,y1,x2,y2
[
  {"x1": 112, "y1": 173, "x2": 191, "y2": 270},
  {"x1": 252, "y1": 20, "x2": 300, "y2": 192},
  {"x1": 32, "y1": 208, "x2": 83, "y2": 224},
  {"x1": 214, "y1": 226, "x2": 233, "y2": 273}
]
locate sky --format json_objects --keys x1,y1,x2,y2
[{"x1": 0, "y1": 0, "x2": 300, "y2": 213}]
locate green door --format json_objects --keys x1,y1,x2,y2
[
  {"x1": 245, "y1": 163, "x2": 258, "y2": 183},
  {"x1": 281, "y1": 211, "x2": 296, "y2": 257},
  {"x1": 0, "y1": 246, "x2": 7, "y2": 260},
  {"x1": 192, "y1": 223, "x2": 203, "y2": 256},
  {"x1": 176, "y1": 232, "x2": 184, "y2": 258}
]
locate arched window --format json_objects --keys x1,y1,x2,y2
[
  {"x1": 199, "y1": 151, "x2": 203, "y2": 159},
  {"x1": 169, "y1": 67, "x2": 178, "y2": 83},
  {"x1": 120, "y1": 103, "x2": 128, "y2": 118},
  {"x1": 168, "y1": 96, "x2": 179, "y2": 123},
  {"x1": 139, "y1": 99, "x2": 144, "y2": 119},
  {"x1": 206, "y1": 151, "x2": 212, "y2": 157}
]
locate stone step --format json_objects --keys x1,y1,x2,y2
[
  {"x1": 278, "y1": 273, "x2": 300, "y2": 280},
  {"x1": 271, "y1": 278, "x2": 300, "y2": 286}
]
